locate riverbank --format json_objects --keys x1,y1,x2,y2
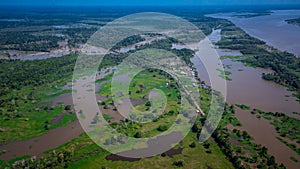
[
  {"x1": 207, "y1": 10, "x2": 300, "y2": 57},
  {"x1": 190, "y1": 28, "x2": 300, "y2": 167}
]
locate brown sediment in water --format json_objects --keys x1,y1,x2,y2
[
  {"x1": 191, "y1": 29, "x2": 300, "y2": 168},
  {"x1": 228, "y1": 137, "x2": 242, "y2": 146},
  {"x1": 50, "y1": 113, "x2": 65, "y2": 124},
  {"x1": 105, "y1": 154, "x2": 141, "y2": 162},
  {"x1": 225, "y1": 59, "x2": 300, "y2": 118},
  {"x1": 192, "y1": 47, "x2": 300, "y2": 119},
  {"x1": 193, "y1": 29, "x2": 300, "y2": 118},
  {"x1": 0, "y1": 120, "x2": 83, "y2": 161},
  {"x1": 207, "y1": 10, "x2": 300, "y2": 57},
  {"x1": 164, "y1": 147, "x2": 183, "y2": 157},
  {"x1": 234, "y1": 109, "x2": 300, "y2": 168},
  {"x1": 104, "y1": 147, "x2": 183, "y2": 162},
  {"x1": 111, "y1": 132, "x2": 183, "y2": 158},
  {"x1": 0, "y1": 74, "x2": 149, "y2": 161}
]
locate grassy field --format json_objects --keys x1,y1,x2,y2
[
  {"x1": 66, "y1": 132, "x2": 234, "y2": 169},
  {"x1": 0, "y1": 54, "x2": 79, "y2": 143},
  {"x1": 1, "y1": 11, "x2": 297, "y2": 168},
  {"x1": 1, "y1": 67, "x2": 235, "y2": 169},
  {"x1": 98, "y1": 69, "x2": 181, "y2": 138},
  {"x1": 0, "y1": 79, "x2": 76, "y2": 144},
  {"x1": 0, "y1": 64, "x2": 285, "y2": 168}
]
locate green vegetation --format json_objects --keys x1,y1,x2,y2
[
  {"x1": 286, "y1": 18, "x2": 300, "y2": 27},
  {"x1": 216, "y1": 21, "x2": 300, "y2": 100},
  {"x1": 251, "y1": 109, "x2": 300, "y2": 155},
  {"x1": 235, "y1": 104, "x2": 251, "y2": 110},
  {"x1": 217, "y1": 68, "x2": 232, "y2": 81},
  {"x1": 111, "y1": 35, "x2": 145, "y2": 50},
  {"x1": 232, "y1": 12, "x2": 271, "y2": 18},
  {"x1": 0, "y1": 55, "x2": 79, "y2": 143},
  {"x1": 2, "y1": 132, "x2": 234, "y2": 169},
  {"x1": 213, "y1": 105, "x2": 285, "y2": 168},
  {"x1": 0, "y1": 8, "x2": 297, "y2": 169},
  {"x1": 220, "y1": 55, "x2": 244, "y2": 61},
  {"x1": 102, "y1": 114, "x2": 112, "y2": 122},
  {"x1": 8, "y1": 155, "x2": 31, "y2": 164},
  {"x1": 1, "y1": 66, "x2": 234, "y2": 169},
  {"x1": 1, "y1": 35, "x2": 184, "y2": 143},
  {"x1": 290, "y1": 156, "x2": 298, "y2": 163},
  {"x1": 98, "y1": 68, "x2": 181, "y2": 138}
]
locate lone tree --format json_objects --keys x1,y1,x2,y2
[
  {"x1": 145, "y1": 101, "x2": 151, "y2": 107},
  {"x1": 134, "y1": 131, "x2": 142, "y2": 138},
  {"x1": 157, "y1": 125, "x2": 168, "y2": 131},
  {"x1": 191, "y1": 120, "x2": 201, "y2": 133},
  {"x1": 173, "y1": 160, "x2": 183, "y2": 167},
  {"x1": 64, "y1": 105, "x2": 71, "y2": 110},
  {"x1": 189, "y1": 142, "x2": 196, "y2": 148}
]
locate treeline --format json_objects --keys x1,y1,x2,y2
[
  {"x1": 0, "y1": 32, "x2": 63, "y2": 52},
  {"x1": 137, "y1": 37, "x2": 195, "y2": 65},
  {"x1": 286, "y1": 18, "x2": 300, "y2": 27},
  {"x1": 6, "y1": 150, "x2": 74, "y2": 169},
  {"x1": 212, "y1": 127, "x2": 284, "y2": 169},
  {"x1": 99, "y1": 37, "x2": 195, "y2": 68},
  {"x1": 111, "y1": 35, "x2": 145, "y2": 50},
  {"x1": 0, "y1": 27, "x2": 98, "y2": 51},
  {"x1": 0, "y1": 54, "x2": 77, "y2": 106},
  {"x1": 216, "y1": 21, "x2": 300, "y2": 97},
  {"x1": 248, "y1": 52, "x2": 300, "y2": 90},
  {"x1": 187, "y1": 17, "x2": 228, "y2": 35},
  {"x1": 64, "y1": 27, "x2": 98, "y2": 47},
  {"x1": 212, "y1": 105, "x2": 285, "y2": 169},
  {"x1": 216, "y1": 24, "x2": 266, "y2": 55}
]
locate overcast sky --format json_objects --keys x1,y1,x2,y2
[{"x1": 1, "y1": 0, "x2": 300, "y2": 6}]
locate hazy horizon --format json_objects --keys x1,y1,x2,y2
[{"x1": 1, "y1": 0, "x2": 300, "y2": 6}]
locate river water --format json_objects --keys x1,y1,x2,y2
[
  {"x1": 233, "y1": 109, "x2": 300, "y2": 169},
  {"x1": 192, "y1": 29, "x2": 300, "y2": 118},
  {"x1": 190, "y1": 17, "x2": 300, "y2": 167},
  {"x1": 0, "y1": 121, "x2": 83, "y2": 160},
  {"x1": 207, "y1": 10, "x2": 300, "y2": 57},
  {"x1": 1, "y1": 16, "x2": 299, "y2": 167}
]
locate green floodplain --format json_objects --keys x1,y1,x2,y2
[{"x1": 0, "y1": 6, "x2": 299, "y2": 169}]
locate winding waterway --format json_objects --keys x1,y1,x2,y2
[{"x1": 1, "y1": 18, "x2": 299, "y2": 167}]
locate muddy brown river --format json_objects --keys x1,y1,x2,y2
[
  {"x1": 191, "y1": 29, "x2": 300, "y2": 168},
  {"x1": 0, "y1": 121, "x2": 83, "y2": 160},
  {"x1": 0, "y1": 72, "x2": 112, "y2": 160},
  {"x1": 1, "y1": 25, "x2": 299, "y2": 168},
  {"x1": 234, "y1": 109, "x2": 300, "y2": 168},
  {"x1": 192, "y1": 29, "x2": 300, "y2": 118},
  {"x1": 207, "y1": 10, "x2": 300, "y2": 57}
]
